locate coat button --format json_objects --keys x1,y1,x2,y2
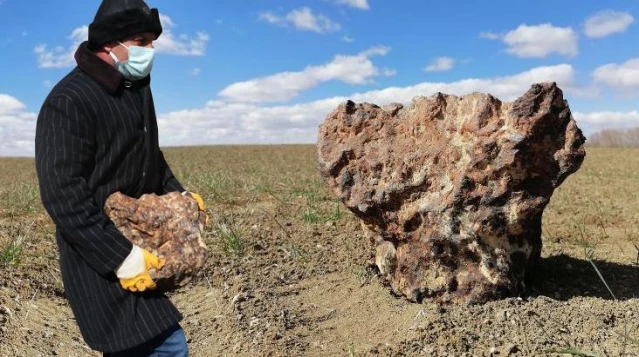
[
  {"x1": 144, "y1": 126, "x2": 147, "y2": 132},
  {"x1": 124, "y1": 81, "x2": 132, "y2": 88},
  {"x1": 142, "y1": 171, "x2": 146, "y2": 177}
]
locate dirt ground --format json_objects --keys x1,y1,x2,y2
[{"x1": 1, "y1": 145, "x2": 638, "y2": 356}]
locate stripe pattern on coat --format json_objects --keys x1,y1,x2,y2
[{"x1": 35, "y1": 41, "x2": 184, "y2": 353}]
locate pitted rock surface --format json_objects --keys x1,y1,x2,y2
[
  {"x1": 317, "y1": 82, "x2": 586, "y2": 304},
  {"x1": 104, "y1": 191, "x2": 208, "y2": 290}
]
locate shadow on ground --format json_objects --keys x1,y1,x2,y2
[{"x1": 528, "y1": 254, "x2": 639, "y2": 301}]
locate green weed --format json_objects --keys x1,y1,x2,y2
[
  {"x1": 183, "y1": 171, "x2": 237, "y2": 205},
  {"x1": 327, "y1": 203, "x2": 344, "y2": 221},
  {"x1": 0, "y1": 235, "x2": 26, "y2": 266},
  {"x1": 0, "y1": 183, "x2": 41, "y2": 216},
  {"x1": 300, "y1": 202, "x2": 346, "y2": 224},
  {"x1": 0, "y1": 218, "x2": 33, "y2": 266},
  {"x1": 281, "y1": 244, "x2": 308, "y2": 262},
  {"x1": 216, "y1": 222, "x2": 244, "y2": 255},
  {"x1": 301, "y1": 207, "x2": 322, "y2": 223},
  {"x1": 251, "y1": 182, "x2": 274, "y2": 194}
]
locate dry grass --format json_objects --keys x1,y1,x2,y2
[
  {"x1": 542, "y1": 147, "x2": 639, "y2": 257},
  {"x1": 1, "y1": 145, "x2": 638, "y2": 277},
  {"x1": 1, "y1": 145, "x2": 638, "y2": 356}
]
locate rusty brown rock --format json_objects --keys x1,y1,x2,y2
[
  {"x1": 104, "y1": 191, "x2": 208, "y2": 290},
  {"x1": 317, "y1": 82, "x2": 586, "y2": 304}
]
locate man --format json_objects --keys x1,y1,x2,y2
[{"x1": 35, "y1": 0, "x2": 204, "y2": 355}]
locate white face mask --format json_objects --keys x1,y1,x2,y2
[{"x1": 109, "y1": 41, "x2": 155, "y2": 80}]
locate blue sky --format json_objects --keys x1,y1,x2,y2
[{"x1": 1, "y1": 0, "x2": 638, "y2": 156}]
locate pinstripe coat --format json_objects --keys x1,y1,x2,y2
[{"x1": 35, "y1": 41, "x2": 184, "y2": 353}]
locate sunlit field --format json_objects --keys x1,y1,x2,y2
[{"x1": 1, "y1": 145, "x2": 638, "y2": 356}]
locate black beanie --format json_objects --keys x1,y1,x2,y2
[{"x1": 88, "y1": 0, "x2": 163, "y2": 50}]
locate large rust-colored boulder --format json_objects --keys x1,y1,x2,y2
[
  {"x1": 317, "y1": 82, "x2": 586, "y2": 304},
  {"x1": 104, "y1": 191, "x2": 208, "y2": 290}
]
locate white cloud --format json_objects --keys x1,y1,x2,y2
[
  {"x1": 334, "y1": 0, "x2": 370, "y2": 10},
  {"x1": 43, "y1": 80, "x2": 53, "y2": 88},
  {"x1": 35, "y1": 26, "x2": 88, "y2": 68},
  {"x1": 340, "y1": 64, "x2": 578, "y2": 104},
  {"x1": 259, "y1": 7, "x2": 340, "y2": 34},
  {"x1": 258, "y1": 12, "x2": 281, "y2": 25},
  {"x1": 190, "y1": 68, "x2": 201, "y2": 76},
  {"x1": 382, "y1": 68, "x2": 397, "y2": 77},
  {"x1": 424, "y1": 57, "x2": 455, "y2": 72},
  {"x1": 2, "y1": 64, "x2": 611, "y2": 156},
  {"x1": 573, "y1": 111, "x2": 639, "y2": 134},
  {"x1": 0, "y1": 94, "x2": 37, "y2": 157},
  {"x1": 359, "y1": 46, "x2": 388, "y2": 57},
  {"x1": 592, "y1": 58, "x2": 639, "y2": 90},
  {"x1": 288, "y1": 8, "x2": 340, "y2": 33},
  {"x1": 154, "y1": 14, "x2": 209, "y2": 56},
  {"x1": 156, "y1": 64, "x2": 581, "y2": 148},
  {"x1": 218, "y1": 46, "x2": 392, "y2": 103},
  {"x1": 35, "y1": 15, "x2": 208, "y2": 68},
  {"x1": 584, "y1": 11, "x2": 634, "y2": 38},
  {"x1": 501, "y1": 23, "x2": 578, "y2": 58},
  {"x1": 479, "y1": 31, "x2": 500, "y2": 40},
  {"x1": 342, "y1": 35, "x2": 355, "y2": 43},
  {"x1": 0, "y1": 94, "x2": 27, "y2": 115}
]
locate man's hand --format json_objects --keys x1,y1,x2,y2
[
  {"x1": 116, "y1": 246, "x2": 164, "y2": 292},
  {"x1": 183, "y1": 191, "x2": 209, "y2": 224}
]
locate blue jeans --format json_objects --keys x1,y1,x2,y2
[{"x1": 104, "y1": 324, "x2": 189, "y2": 357}]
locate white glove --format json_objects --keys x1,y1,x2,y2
[{"x1": 115, "y1": 245, "x2": 145, "y2": 279}]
